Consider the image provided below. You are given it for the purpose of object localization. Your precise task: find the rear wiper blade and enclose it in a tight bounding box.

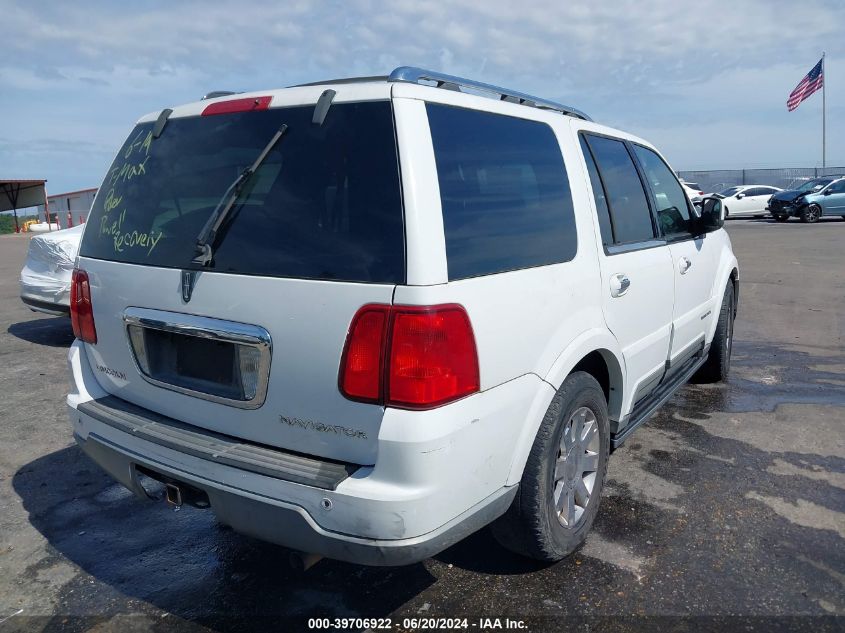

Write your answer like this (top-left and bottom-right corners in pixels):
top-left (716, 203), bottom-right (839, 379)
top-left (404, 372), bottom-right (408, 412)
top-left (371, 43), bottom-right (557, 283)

top-left (193, 123), bottom-right (288, 266)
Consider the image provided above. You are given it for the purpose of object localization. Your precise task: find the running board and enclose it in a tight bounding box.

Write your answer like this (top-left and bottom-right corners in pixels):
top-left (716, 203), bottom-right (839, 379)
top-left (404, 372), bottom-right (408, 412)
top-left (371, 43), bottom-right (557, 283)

top-left (610, 350), bottom-right (708, 451)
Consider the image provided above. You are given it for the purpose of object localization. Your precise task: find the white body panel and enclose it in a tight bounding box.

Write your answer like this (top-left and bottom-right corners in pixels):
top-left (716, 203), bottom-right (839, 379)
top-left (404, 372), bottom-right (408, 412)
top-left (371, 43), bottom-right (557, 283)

top-left (77, 257), bottom-right (393, 465)
top-left (667, 237), bottom-right (720, 364)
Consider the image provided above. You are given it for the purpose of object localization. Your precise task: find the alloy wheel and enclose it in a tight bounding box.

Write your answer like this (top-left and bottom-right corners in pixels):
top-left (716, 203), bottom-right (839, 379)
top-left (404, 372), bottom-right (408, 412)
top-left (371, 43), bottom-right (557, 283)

top-left (553, 407), bottom-right (600, 528)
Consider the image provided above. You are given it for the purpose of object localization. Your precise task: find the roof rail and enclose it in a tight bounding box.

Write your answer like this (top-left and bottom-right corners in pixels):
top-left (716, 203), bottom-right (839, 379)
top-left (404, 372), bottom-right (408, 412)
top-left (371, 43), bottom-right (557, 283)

top-left (201, 91), bottom-right (239, 100)
top-left (387, 66), bottom-right (591, 121)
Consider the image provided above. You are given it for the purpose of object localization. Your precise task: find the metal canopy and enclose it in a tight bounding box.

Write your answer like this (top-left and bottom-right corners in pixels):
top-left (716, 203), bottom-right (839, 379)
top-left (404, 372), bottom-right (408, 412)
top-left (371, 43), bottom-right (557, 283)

top-left (0, 180), bottom-right (46, 212)
top-left (1, 180), bottom-right (47, 232)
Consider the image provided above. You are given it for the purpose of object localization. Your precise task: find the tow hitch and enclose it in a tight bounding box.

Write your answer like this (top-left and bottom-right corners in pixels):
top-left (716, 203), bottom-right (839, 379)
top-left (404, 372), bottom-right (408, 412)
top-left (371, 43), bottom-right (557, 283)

top-left (135, 465), bottom-right (210, 509)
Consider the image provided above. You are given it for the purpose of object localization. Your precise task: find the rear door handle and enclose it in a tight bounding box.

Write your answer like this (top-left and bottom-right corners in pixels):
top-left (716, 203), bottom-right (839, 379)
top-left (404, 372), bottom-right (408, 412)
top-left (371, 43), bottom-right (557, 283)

top-left (610, 273), bottom-right (630, 298)
top-left (679, 257), bottom-right (692, 274)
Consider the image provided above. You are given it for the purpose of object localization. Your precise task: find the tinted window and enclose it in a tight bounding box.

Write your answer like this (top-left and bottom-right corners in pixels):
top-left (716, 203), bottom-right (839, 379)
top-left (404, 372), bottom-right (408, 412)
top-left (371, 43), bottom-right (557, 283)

top-left (797, 178), bottom-right (833, 192)
top-left (744, 187), bottom-right (767, 196)
top-left (827, 180), bottom-right (845, 193)
top-left (579, 136), bottom-right (613, 245)
top-left (719, 187), bottom-right (742, 197)
top-left (632, 144), bottom-right (692, 237)
top-left (584, 135), bottom-right (655, 244)
top-left (81, 102), bottom-right (405, 283)
top-left (427, 104), bottom-right (576, 280)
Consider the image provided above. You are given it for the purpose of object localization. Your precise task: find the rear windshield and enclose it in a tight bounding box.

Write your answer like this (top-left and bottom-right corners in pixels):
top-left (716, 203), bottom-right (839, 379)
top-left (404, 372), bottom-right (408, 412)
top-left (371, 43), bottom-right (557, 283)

top-left (80, 101), bottom-right (405, 283)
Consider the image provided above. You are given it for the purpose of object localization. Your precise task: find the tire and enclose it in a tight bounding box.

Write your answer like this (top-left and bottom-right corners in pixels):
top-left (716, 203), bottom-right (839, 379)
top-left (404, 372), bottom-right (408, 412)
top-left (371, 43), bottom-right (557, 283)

top-left (694, 282), bottom-right (735, 383)
top-left (773, 214), bottom-right (789, 222)
top-left (800, 204), bottom-right (821, 223)
top-left (491, 372), bottom-right (609, 561)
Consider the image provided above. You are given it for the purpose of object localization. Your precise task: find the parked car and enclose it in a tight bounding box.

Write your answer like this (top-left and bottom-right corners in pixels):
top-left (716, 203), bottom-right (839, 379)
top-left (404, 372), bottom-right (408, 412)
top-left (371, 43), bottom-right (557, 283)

top-left (767, 176), bottom-right (845, 222)
top-left (713, 185), bottom-right (783, 218)
top-left (66, 67), bottom-right (738, 566)
top-left (679, 180), bottom-right (705, 204)
top-left (20, 224), bottom-right (84, 316)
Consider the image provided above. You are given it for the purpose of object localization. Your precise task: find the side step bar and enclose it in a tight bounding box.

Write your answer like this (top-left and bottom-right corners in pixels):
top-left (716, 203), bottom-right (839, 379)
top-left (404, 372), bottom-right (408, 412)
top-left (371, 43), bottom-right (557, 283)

top-left (610, 348), bottom-right (708, 451)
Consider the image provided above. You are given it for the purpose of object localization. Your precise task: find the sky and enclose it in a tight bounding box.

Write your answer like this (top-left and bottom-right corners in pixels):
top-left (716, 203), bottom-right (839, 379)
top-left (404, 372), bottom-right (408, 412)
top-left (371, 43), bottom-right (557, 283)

top-left (1, 0), bottom-right (843, 197)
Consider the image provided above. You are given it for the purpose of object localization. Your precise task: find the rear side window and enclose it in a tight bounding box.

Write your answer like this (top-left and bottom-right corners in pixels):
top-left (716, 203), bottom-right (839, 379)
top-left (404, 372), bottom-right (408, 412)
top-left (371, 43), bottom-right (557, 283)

top-left (631, 144), bottom-right (693, 238)
top-left (583, 134), bottom-right (655, 244)
top-left (579, 136), bottom-right (613, 246)
top-left (426, 104), bottom-right (576, 280)
top-left (80, 101), bottom-right (405, 283)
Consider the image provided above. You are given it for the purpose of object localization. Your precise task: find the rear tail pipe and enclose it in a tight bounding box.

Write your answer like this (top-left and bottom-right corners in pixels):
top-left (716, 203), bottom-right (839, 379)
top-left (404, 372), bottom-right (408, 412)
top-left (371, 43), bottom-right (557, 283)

top-left (165, 483), bottom-right (183, 508)
top-left (289, 551), bottom-right (323, 572)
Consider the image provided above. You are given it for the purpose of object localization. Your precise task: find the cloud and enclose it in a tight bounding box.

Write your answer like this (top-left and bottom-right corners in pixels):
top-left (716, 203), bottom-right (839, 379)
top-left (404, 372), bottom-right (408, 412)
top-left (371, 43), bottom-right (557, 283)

top-left (1, 0), bottom-right (842, 192)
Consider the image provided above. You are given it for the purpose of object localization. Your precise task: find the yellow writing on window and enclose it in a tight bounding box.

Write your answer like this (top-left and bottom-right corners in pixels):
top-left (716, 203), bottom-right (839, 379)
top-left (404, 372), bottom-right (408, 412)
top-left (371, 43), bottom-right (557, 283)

top-left (99, 209), bottom-right (163, 256)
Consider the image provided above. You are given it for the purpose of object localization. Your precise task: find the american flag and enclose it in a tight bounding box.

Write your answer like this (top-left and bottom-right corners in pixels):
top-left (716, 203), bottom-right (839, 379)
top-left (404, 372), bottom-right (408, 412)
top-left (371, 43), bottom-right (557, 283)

top-left (787, 58), bottom-right (824, 111)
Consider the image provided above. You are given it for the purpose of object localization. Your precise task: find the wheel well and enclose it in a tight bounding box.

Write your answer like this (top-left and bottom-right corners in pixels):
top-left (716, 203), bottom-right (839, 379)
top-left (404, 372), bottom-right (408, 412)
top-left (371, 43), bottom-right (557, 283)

top-left (570, 350), bottom-right (623, 424)
top-left (730, 268), bottom-right (739, 317)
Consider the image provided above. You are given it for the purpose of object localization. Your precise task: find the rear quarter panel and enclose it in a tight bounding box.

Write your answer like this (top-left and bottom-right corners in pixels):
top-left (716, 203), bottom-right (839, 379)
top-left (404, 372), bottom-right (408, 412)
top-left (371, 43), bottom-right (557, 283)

top-left (393, 93), bottom-right (612, 486)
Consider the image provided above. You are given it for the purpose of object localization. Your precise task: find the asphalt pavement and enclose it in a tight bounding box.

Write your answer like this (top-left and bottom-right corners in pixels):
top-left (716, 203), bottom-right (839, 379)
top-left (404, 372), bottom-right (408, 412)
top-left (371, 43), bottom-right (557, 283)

top-left (0, 218), bottom-right (843, 632)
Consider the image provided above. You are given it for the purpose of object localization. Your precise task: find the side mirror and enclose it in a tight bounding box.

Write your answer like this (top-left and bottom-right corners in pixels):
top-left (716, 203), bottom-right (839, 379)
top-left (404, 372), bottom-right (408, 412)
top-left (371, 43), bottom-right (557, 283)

top-left (698, 198), bottom-right (724, 233)
top-left (735, 193), bottom-right (744, 199)
top-left (823, 189), bottom-right (832, 195)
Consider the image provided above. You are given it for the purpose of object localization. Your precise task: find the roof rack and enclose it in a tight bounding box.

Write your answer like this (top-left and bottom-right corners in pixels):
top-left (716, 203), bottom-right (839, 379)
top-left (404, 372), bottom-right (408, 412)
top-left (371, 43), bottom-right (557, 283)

top-left (291, 75), bottom-right (389, 88)
top-left (201, 91), bottom-right (239, 100)
top-left (388, 66), bottom-right (591, 121)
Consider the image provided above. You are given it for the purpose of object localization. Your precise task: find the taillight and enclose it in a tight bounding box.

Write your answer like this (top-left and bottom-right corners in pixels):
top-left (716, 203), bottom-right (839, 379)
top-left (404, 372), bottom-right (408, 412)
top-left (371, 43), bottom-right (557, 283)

top-left (387, 306), bottom-right (480, 409)
top-left (339, 304), bottom-right (479, 410)
top-left (339, 305), bottom-right (390, 403)
top-left (70, 269), bottom-right (97, 344)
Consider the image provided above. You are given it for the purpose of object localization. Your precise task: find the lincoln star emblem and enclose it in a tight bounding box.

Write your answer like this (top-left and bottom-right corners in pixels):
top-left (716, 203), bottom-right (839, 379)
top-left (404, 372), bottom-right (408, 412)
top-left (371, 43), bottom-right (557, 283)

top-left (181, 270), bottom-right (196, 303)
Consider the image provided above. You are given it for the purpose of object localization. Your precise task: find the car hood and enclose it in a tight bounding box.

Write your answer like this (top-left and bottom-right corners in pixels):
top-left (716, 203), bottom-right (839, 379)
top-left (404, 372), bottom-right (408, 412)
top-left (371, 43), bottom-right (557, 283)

top-left (770, 190), bottom-right (806, 202)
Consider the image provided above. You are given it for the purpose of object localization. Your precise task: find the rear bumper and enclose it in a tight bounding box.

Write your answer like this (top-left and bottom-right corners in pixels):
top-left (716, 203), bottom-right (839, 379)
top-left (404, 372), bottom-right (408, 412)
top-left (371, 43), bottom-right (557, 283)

top-left (66, 341), bottom-right (537, 565)
top-left (72, 427), bottom-right (515, 566)
top-left (19, 270), bottom-right (71, 315)
top-left (20, 294), bottom-right (70, 316)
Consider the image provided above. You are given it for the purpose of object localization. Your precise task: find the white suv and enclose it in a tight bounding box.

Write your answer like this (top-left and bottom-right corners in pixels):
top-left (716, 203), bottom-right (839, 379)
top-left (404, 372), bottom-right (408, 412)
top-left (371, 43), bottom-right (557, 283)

top-left (67, 67), bottom-right (738, 566)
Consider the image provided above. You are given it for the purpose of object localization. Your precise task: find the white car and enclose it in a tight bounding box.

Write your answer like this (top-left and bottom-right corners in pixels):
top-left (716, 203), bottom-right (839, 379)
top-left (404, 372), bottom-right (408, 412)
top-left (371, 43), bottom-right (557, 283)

top-left (714, 185), bottom-right (782, 218)
top-left (680, 180), bottom-right (705, 204)
top-left (66, 67), bottom-right (738, 566)
top-left (20, 224), bottom-right (83, 316)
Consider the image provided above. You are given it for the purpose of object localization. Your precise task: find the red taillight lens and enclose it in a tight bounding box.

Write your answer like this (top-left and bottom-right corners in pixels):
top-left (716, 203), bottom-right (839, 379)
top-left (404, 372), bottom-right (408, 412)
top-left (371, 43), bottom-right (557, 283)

top-left (387, 305), bottom-right (480, 409)
top-left (339, 304), bottom-right (480, 410)
top-left (201, 96), bottom-right (272, 116)
top-left (70, 269), bottom-right (97, 344)
top-left (339, 305), bottom-right (389, 403)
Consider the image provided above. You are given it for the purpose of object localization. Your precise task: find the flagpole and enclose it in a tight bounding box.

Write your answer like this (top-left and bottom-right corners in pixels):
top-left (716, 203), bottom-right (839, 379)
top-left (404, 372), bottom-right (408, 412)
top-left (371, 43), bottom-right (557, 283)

top-left (822, 52), bottom-right (826, 169)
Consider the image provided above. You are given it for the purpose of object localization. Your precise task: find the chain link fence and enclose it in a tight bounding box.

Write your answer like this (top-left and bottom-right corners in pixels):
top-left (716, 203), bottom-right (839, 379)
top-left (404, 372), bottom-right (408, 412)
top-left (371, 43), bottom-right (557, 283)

top-left (677, 167), bottom-right (845, 193)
